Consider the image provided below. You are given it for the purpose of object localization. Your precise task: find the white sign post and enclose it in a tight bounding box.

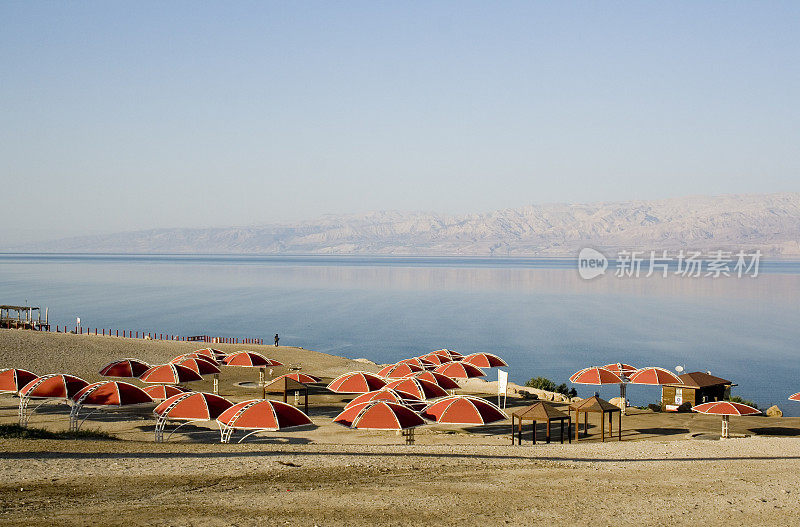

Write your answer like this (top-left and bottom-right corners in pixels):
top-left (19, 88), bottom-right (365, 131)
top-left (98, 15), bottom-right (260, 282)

top-left (497, 369), bottom-right (508, 409)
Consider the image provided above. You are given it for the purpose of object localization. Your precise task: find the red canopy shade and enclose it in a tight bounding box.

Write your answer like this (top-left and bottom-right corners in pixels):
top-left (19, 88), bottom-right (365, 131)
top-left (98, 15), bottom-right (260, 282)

top-left (99, 359), bottom-right (150, 378)
top-left (217, 399), bottom-right (312, 431)
top-left (385, 378), bottom-right (448, 400)
top-left (789, 393), bottom-right (800, 402)
top-left (422, 395), bottom-right (507, 425)
top-left (171, 353), bottom-right (220, 366)
top-left (20, 374), bottom-right (89, 399)
top-left (432, 349), bottom-right (464, 360)
top-left (344, 389), bottom-right (425, 410)
top-left (397, 357), bottom-right (435, 369)
top-left (0, 368), bottom-right (38, 393)
top-left (628, 367), bottom-right (683, 385)
top-left (569, 367), bottom-right (624, 385)
top-left (417, 353), bottom-right (452, 366)
top-left (691, 401), bottom-right (761, 416)
top-left (154, 392), bottom-right (233, 421)
top-left (139, 364), bottom-right (203, 384)
top-left (601, 363), bottom-right (637, 376)
top-left (377, 363), bottom-right (423, 379)
top-left (176, 358), bottom-right (221, 375)
top-left (327, 372), bottom-right (387, 394)
top-left (143, 384), bottom-right (191, 401)
top-left (72, 381), bottom-right (152, 406)
top-left (223, 351), bottom-right (283, 367)
top-left (461, 353), bottom-right (508, 368)
top-left (334, 401), bottom-right (425, 430)
top-left (193, 348), bottom-right (228, 361)
top-left (276, 373), bottom-right (321, 384)
top-left (409, 371), bottom-right (460, 390)
top-left (433, 362), bottom-right (486, 379)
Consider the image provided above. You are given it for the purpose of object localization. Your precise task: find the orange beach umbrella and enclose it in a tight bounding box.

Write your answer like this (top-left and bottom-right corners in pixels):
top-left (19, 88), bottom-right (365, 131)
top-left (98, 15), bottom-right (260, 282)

top-left (385, 378), bottom-right (447, 400)
top-left (99, 359), bottom-right (150, 378)
top-left (143, 384), bottom-right (191, 401)
top-left (217, 399), bottom-right (313, 443)
top-left (569, 367), bottom-right (624, 385)
top-left (153, 391), bottom-right (233, 442)
top-left (378, 362), bottom-right (423, 379)
top-left (334, 401), bottom-right (425, 430)
top-left (223, 351), bottom-right (283, 367)
top-left (344, 388), bottom-right (426, 411)
top-left (433, 362), bottom-right (486, 379)
top-left (789, 393), bottom-right (800, 402)
top-left (139, 364), bottom-right (203, 384)
top-left (276, 372), bottom-right (321, 384)
top-left (422, 395), bottom-right (507, 425)
top-left (601, 363), bottom-right (637, 378)
top-left (628, 367), bottom-right (683, 385)
top-left (176, 358), bottom-right (222, 375)
top-left (20, 374), bottom-right (89, 399)
top-left (692, 401), bottom-right (760, 439)
top-left (327, 372), bottom-right (387, 394)
top-left (0, 368), bottom-right (38, 394)
top-left (72, 381), bottom-right (152, 406)
top-left (461, 353), bottom-right (508, 368)
top-left (409, 371), bottom-right (460, 390)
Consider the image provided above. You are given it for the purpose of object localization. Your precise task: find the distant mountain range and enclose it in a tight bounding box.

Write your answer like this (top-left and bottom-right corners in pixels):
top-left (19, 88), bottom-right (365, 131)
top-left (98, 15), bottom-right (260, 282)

top-left (10, 193), bottom-right (800, 256)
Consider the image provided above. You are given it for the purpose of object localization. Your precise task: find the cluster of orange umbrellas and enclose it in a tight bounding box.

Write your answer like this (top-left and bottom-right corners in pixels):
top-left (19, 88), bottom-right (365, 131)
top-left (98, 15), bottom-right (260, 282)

top-left (570, 364), bottom-right (684, 415)
top-left (328, 349), bottom-right (509, 435)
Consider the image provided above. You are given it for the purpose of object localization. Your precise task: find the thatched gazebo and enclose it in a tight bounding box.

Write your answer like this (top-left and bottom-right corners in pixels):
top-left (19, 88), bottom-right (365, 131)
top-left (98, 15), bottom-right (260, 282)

top-left (511, 402), bottom-right (571, 445)
top-left (569, 396), bottom-right (622, 442)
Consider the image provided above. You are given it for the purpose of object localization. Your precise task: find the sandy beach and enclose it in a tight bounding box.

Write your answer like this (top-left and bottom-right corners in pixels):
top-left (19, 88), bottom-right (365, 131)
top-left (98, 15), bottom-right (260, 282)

top-left (3, 329), bottom-right (800, 526)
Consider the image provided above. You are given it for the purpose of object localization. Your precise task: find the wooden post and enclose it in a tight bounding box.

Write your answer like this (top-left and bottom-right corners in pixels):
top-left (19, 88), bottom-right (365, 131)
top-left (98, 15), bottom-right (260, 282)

top-left (560, 419), bottom-right (564, 444)
top-left (568, 417), bottom-right (572, 444)
top-left (546, 418), bottom-right (550, 444)
top-left (619, 411), bottom-right (622, 441)
top-left (532, 420), bottom-right (536, 445)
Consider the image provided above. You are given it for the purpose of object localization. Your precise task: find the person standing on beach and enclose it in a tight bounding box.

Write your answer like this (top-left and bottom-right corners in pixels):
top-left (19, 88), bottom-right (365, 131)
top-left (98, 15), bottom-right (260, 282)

top-left (274, 333), bottom-right (279, 347)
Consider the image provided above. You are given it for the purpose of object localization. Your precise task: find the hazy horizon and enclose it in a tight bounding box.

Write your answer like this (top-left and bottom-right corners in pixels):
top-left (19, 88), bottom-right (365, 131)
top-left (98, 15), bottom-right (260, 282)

top-left (2, 3), bottom-right (799, 245)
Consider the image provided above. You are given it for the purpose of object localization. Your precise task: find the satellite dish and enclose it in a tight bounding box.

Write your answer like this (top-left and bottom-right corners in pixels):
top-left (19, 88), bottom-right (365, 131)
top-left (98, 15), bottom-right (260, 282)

top-left (675, 365), bottom-right (684, 373)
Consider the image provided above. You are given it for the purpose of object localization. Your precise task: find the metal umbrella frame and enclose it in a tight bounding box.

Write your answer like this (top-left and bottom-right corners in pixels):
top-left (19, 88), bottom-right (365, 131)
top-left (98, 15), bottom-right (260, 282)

top-left (216, 399), bottom-right (314, 443)
top-left (69, 381), bottom-right (153, 431)
top-left (18, 374), bottom-right (89, 426)
top-left (153, 392), bottom-right (233, 442)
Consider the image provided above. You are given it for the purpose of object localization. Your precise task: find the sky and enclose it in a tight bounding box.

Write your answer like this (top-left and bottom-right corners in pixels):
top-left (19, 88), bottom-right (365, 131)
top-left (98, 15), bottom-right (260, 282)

top-left (2, 2), bottom-right (799, 244)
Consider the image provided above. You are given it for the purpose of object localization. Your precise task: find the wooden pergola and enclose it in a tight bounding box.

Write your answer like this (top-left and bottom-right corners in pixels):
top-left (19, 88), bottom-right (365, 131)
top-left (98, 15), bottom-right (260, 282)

top-left (569, 395), bottom-right (622, 442)
top-left (511, 401), bottom-right (572, 445)
top-left (262, 376), bottom-right (309, 414)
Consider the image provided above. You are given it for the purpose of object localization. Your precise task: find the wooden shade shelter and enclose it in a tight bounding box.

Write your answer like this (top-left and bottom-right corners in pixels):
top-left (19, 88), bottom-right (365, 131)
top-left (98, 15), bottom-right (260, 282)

top-left (262, 375), bottom-right (308, 414)
top-left (511, 402), bottom-right (571, 445)
top-left (568, 396), bottom-right (622, 442)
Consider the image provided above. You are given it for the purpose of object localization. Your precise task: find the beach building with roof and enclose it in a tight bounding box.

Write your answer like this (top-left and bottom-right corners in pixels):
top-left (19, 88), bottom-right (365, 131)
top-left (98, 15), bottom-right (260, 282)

top-left (661, 372), bottom-right (735, 411)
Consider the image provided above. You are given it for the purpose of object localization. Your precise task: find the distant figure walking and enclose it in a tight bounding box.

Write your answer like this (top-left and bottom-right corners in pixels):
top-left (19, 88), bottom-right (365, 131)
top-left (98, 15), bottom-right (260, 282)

top-left (274, 333), bottom-right (279, 347)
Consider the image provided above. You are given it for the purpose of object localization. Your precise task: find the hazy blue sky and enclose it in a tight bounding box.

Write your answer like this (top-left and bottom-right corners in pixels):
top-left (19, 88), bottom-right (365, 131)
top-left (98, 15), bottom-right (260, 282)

top-left (2, 2), bottom-right (799, 243)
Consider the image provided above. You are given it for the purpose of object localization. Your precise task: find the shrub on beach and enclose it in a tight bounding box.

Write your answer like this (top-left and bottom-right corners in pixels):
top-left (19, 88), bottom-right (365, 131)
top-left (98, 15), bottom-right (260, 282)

top-left (525, 377), bottom-right (577, 398)
top-left (647, 403), bottom-right (662, 412)
top-left (728, 395), bottom-right (759, 410)
top-left (0, 424), bottom-right (117, 440)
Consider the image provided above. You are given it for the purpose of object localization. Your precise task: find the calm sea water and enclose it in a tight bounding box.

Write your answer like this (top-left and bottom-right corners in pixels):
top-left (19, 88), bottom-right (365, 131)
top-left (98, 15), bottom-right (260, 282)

top-left (2, 253), bottom-right (799, 415)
